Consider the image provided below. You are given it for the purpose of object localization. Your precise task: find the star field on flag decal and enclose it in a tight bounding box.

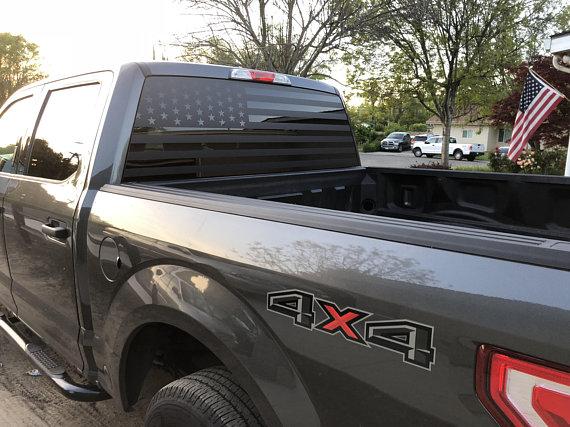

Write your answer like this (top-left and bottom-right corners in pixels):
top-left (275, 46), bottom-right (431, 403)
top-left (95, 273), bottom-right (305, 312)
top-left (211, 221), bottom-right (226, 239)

top-left (134, 78), bottom-right (250, 130)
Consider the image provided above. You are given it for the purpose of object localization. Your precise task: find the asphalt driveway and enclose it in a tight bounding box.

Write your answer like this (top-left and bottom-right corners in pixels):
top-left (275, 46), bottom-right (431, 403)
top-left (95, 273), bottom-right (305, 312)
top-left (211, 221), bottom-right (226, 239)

top-left (359, 150), bottom-right (489, 169)
top-left (0, 332), bottom-right (144, 426)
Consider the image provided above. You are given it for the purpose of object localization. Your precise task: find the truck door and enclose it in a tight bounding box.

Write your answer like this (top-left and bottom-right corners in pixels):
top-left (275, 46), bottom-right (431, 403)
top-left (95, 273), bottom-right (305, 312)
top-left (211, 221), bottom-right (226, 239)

top-left (3, 74), bottom-right (110, 369)
top-left (424, 137), bottom-right (437, 154)
top-left (0, 90), bottom-right (41, 314)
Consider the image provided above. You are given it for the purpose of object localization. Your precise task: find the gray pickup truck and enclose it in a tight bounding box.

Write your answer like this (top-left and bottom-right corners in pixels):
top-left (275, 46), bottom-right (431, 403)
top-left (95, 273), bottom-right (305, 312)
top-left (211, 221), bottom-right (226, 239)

top-left (0, 62), bottom-right (569, 427)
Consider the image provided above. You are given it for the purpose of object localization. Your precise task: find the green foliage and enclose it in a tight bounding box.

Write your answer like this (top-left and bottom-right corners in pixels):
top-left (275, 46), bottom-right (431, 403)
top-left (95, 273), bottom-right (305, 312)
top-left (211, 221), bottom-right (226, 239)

top-left (383, 122), bottom-right (405, 135)
top-left (410, 123), bottom-right (428, 132)
top-left (0, 33), bottom-right (45, 105)
top-left (553, 4), bottom-right (570, 33)
top-left (0, 144), bottom-right (15, 155)
top-left (349, 0), bottom-right (558, 167)
top-left (345, 69), bottom-right (431, 131)
top-left (361, 141), bottom-right (381, 152)
top-left (489, 150), bottom-right (521, 173)
top-left (489, 147), bottom-right (567, 175)
top-left (352, 122), bottom-right (377, 146)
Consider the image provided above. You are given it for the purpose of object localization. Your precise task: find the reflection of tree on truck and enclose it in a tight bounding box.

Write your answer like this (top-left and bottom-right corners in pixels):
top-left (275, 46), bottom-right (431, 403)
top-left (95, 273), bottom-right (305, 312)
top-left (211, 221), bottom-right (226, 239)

top-left (28, 139), bottom-right (79, 180)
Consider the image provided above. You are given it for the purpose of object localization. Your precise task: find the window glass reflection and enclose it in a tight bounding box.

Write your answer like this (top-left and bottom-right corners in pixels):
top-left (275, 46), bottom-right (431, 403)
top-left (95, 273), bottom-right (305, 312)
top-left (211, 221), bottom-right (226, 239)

top-left (0, 96), bottom-right (34, 173)
top-left (28, 84), bottom-right (101, 180)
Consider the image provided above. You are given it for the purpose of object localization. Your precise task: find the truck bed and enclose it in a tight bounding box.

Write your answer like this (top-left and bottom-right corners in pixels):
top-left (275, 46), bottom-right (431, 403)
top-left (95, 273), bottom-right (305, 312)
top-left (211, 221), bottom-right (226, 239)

top-left (143, 166), bottom-right (570, 243)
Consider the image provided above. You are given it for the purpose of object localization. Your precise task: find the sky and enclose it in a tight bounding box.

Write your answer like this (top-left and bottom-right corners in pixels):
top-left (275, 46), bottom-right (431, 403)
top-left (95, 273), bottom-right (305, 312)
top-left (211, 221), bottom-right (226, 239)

top-left (0, 0), bottom-right (349, 94)
top-left (0, 0), bottom-right (198, 76)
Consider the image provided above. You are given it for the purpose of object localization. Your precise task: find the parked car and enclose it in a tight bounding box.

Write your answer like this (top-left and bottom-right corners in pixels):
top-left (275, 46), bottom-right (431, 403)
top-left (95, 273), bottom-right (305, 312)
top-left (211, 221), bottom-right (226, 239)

top-left (380, 132), bottom-right (412, 151)
top-left (0, 62), bottom-right (569, 427)
top-left (411, 134), bottom-right (430, 143)
top-left (498, 146), bottom-right (509, 157)
top-left (412, 135), bottom-right (485, 160)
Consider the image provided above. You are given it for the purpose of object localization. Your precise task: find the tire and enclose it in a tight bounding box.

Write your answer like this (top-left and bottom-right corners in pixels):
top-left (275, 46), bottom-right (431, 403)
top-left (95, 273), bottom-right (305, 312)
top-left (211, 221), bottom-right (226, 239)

top-left (467, 154), bottom-right (476, 161)
top-left (145, 367), bottom-right (262, 427)
top-left (426, 154), bottom-right (434, 158)
top-left (413, 148), bottom-right (422, 157)
top-left (398, 144), bottom-right (403, 152)
top-left (453, 149), bottom-right (463, 160)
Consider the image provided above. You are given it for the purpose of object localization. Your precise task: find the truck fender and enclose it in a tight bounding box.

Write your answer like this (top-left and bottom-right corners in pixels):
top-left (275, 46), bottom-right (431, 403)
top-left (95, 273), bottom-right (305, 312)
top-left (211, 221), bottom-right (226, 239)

top-left (103, 262), bottom-right (319, 427)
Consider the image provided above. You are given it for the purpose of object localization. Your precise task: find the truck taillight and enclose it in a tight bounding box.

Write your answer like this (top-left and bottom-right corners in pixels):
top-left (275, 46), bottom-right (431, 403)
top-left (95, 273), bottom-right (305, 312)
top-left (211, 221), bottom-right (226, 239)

top-left (476, 345), bottom-right (570, 427)
top-left (230, 68), bottom-right (291, 85)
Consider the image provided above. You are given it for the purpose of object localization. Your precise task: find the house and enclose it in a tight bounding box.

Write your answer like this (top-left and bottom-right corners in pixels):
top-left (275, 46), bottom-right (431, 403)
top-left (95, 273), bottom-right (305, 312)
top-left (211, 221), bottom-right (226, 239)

top-left (426, 114), bottom-right (511, 152)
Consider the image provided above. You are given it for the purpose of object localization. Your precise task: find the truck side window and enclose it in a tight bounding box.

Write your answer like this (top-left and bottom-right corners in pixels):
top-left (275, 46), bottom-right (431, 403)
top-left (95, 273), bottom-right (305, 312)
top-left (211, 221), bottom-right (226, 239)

top-left (26, 83), bottom-right (101, 181)
top-left (0, 96), bottom-right (34, 174)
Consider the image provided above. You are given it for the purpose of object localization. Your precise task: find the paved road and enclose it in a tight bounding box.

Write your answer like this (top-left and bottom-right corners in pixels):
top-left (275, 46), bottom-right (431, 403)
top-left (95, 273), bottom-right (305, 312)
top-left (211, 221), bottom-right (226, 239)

top-left (0, 333), bottom-right (145, 426)
top-left (359, 150), bottom-right (489, 169)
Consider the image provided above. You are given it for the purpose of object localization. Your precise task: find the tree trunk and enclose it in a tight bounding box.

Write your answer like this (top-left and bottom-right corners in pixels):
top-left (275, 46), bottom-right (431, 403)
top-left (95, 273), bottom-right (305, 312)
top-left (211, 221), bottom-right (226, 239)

top-left (441, 116), bottom-right (452, 168)
top-left (441, 87), bottom-right (457, 169)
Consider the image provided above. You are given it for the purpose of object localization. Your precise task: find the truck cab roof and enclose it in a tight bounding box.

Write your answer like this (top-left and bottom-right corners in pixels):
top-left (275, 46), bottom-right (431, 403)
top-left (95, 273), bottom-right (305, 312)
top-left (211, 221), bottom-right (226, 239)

top-left (19, 61), bottom-right (339, 96)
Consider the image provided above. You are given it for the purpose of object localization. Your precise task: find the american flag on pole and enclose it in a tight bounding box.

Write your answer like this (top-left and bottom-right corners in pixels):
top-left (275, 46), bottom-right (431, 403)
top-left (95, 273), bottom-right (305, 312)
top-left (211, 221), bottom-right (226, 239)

top-left (508, 70), bottom-right (565, 161)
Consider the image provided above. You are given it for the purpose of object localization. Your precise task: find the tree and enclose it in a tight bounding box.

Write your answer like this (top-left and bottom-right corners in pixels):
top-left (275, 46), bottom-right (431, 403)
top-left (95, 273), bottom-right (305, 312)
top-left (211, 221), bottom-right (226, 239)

top-left (490, 56), bottom-right (570, 148)
top-left (355, 0), bottom-right (556, 167)
top-left (346, 60), bottom-right (431, 132)
top-left (178, 0), bottom-right (386, 78)
top-left (0, 33), bottom-right (45, 106)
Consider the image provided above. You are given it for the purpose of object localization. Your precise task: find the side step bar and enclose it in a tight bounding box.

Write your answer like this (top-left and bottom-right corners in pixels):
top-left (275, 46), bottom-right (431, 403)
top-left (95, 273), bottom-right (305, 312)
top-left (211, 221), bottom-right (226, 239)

top-left (0, 314), bottom-right (109, 402)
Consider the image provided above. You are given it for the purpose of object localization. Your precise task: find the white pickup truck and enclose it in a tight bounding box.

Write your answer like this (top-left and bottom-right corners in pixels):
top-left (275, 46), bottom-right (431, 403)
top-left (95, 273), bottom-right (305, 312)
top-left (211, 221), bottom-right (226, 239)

top-left (412, 135), bottom-right (486, 161)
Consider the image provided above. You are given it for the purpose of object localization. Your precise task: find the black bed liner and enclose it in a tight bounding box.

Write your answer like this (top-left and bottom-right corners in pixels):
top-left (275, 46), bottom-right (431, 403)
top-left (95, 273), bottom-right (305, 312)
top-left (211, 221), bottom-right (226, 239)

top-left (143, 167), bottom-right (570, 242)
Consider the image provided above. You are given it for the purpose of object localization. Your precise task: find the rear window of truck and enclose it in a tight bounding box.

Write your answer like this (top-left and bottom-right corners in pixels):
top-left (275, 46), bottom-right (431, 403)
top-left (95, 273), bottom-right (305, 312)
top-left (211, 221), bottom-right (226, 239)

top-left (124, 76), bottom-right (358, 181)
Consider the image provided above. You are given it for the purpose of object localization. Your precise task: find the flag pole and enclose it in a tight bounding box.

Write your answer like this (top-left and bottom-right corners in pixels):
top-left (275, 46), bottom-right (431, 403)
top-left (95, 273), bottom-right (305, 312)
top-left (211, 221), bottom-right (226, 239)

top-left (564, 118), bottom-right (569, 179)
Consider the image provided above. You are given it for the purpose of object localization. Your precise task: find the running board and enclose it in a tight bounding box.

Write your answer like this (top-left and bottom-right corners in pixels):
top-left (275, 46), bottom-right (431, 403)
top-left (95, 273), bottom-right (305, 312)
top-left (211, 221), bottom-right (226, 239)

top-left (0, 314), bottom-right (109, 402)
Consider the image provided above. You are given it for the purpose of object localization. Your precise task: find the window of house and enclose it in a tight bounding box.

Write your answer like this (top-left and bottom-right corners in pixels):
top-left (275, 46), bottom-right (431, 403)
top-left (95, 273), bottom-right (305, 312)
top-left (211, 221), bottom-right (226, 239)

top-left (498, 128), bottom-right (512, 143)
top-left (462, 130), bottom-right (474, 139)
top-left (0, 96), bottom-right (35, 173)
top-left (26, 84), bottom-right (101, 181)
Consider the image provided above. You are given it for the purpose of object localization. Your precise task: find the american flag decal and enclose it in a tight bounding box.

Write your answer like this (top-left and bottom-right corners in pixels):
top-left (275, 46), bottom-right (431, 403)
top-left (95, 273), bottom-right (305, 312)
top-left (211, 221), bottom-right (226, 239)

top-left (126, 76), bottom-right (358, 181)
top-left (508, 71), bottom-right (565, 161)
top-left (134, 78), bottom-right (250, 130)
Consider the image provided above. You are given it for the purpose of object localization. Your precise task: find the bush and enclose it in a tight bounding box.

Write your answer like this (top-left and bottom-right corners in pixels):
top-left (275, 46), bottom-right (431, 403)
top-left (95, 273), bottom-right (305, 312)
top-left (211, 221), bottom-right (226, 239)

top-left (410, 123), bottom-right (428, 132)
top-left (410, 162), bottom-right (451, 170)
top-left (489, 149), bottom-right (519, 173)
top-left (362, 141), bottom-right (381, 152)
top-left (453, 165), bottom-right (492, 172)
top-left (352, 122), bottom-right (377, 146)
top-left (489, 146), bottom-right (567, 175)
top-left (383, 122), bottom-right (405, 135)
top-left (536, 147), bottom-right (567, 175)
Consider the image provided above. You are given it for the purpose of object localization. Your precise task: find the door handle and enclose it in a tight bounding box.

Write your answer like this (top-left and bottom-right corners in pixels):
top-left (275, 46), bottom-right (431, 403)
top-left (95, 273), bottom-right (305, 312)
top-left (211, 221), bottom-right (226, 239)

top-left (42, 223), bottom-right (69, 239)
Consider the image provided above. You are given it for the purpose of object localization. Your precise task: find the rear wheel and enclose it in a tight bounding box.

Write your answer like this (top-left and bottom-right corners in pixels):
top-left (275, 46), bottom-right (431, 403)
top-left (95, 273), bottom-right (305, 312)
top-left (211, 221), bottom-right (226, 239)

top-left (144, 367), bottom-right (262, 427)
top-left (413, 148), bottom-right (422, 157)
top-left (453, 149), bottom-right (463, 160)
top-left (467, 154), bottom-right (476, 161)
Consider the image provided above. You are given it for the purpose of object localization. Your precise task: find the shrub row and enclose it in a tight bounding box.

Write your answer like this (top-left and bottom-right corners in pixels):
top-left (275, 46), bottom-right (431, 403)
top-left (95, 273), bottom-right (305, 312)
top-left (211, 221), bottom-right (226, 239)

top-left (489, 146), bottom-right (567, 175)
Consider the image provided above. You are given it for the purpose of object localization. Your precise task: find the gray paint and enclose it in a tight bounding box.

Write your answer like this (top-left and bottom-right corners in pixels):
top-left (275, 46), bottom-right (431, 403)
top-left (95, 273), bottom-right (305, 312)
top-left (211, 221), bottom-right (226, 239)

top-left (0, 62), bottom-right (568, 426)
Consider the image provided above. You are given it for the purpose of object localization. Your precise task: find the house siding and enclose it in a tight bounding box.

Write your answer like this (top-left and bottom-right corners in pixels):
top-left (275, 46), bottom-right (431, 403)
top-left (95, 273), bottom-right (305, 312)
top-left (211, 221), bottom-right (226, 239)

top-left (429, 124), bottom-right (505, 152)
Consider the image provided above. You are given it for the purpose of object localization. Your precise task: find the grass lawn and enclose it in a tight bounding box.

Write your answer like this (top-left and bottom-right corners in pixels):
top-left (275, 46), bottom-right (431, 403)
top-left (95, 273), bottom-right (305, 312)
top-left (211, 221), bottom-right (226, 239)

top-left (453, 165), bottom-right (492, 172)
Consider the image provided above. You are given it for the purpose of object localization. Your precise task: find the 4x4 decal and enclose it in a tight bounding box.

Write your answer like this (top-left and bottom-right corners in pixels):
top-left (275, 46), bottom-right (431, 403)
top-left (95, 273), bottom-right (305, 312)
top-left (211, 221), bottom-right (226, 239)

top-left (267, 289), bottom-right (436, 370)
top-left (314, 299), bottom-right (371, 346)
